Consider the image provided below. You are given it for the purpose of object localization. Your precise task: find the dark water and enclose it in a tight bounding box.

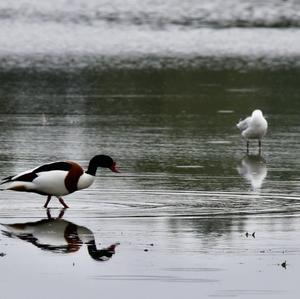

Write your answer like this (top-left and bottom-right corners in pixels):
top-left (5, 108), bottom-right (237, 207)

top-left (1, 1), bottom-right (300, 298)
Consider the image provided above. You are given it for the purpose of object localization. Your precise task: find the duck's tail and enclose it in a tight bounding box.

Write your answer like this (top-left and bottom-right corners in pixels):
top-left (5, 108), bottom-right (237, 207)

top-left (0, 176), bottom-right (14, 190)
top-left (0, 175), bottom-right (14, 185)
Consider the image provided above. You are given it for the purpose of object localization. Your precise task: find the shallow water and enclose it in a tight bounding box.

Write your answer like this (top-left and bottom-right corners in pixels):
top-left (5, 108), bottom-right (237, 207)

top-left (1, 1), bottom-right (300, 298)
top-left (0, 67), bottom-right (300, 299)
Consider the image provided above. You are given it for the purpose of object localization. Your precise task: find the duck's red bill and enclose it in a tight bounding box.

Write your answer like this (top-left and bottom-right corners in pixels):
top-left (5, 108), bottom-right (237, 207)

top-left (110, 161), bottom-right (120, 173)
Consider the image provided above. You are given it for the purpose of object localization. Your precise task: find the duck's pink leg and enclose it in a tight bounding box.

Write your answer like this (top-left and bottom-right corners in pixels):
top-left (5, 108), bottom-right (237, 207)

top-left (44, 195), bottom-right (52, 208)
top-left (57, 197), bottom-right (69, 208)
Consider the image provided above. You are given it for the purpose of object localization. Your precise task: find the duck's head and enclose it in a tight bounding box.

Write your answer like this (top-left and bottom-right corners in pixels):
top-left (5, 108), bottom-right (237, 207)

top-left (87, 155), bottom-right (119, 175)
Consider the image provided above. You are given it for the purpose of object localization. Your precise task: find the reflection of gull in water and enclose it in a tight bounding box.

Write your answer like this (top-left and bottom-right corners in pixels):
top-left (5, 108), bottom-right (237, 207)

top-left (41, 113), bottom-right (48, 126)
top-left (237, 155), bottom-right (267, 191)
top-left (1, 209), bottom-right (119, 261)
top-left (236, 109), bottom-right (268, 154)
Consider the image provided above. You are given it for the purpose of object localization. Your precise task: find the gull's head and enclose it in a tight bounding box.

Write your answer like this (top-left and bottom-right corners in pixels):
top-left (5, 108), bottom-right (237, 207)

top-left (252, 109), bottom-right (263, 118)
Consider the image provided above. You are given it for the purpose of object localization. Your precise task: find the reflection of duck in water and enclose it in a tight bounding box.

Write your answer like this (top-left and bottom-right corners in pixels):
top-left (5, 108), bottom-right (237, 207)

top-left (1, 209), bottom-right (119, 261)
top-left (237, 155), bottom-right (267, 191)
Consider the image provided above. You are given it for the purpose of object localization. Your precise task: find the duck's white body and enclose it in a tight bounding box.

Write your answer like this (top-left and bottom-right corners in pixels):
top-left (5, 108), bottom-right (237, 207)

top-left (237, 109), bottom-right (268, 152)
top-left (6, 171), bottom-right (95, 197)
top-left (1, 155), bottom-right (118, 208)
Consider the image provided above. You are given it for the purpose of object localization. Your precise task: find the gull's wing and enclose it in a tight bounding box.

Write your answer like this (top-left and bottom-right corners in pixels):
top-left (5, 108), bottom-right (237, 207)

top-left (236, 116), bottom-right (251, 131)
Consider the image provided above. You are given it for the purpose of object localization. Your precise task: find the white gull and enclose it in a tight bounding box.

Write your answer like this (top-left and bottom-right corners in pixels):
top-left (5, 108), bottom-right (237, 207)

top-left (237, 109), bottom-right (268, 153)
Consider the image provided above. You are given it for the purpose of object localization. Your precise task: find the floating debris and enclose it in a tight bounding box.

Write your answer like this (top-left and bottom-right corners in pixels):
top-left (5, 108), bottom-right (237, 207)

top-left (0, 252), bottom-right (6, 257)
top-left (281, 261), bottom-right (287, 269)
top-left (144, 249), bottom-right (149, 252)
top-left (245, 232), bottom-right (255, 238)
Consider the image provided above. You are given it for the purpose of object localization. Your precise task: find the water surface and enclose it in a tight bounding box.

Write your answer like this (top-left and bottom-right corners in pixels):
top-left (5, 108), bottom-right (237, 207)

top-left (1, 1), bottom-right (300, 298)
top-left (0, 66), bottom-right (299, 298)
top-left (1, 0), bottom-right (300, 69)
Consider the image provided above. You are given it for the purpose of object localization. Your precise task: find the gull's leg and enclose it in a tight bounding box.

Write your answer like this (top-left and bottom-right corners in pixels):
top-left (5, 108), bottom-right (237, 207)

top-left (259, 140), bottom-right (262, 154)
top-left (246, 140), bottom-right (249, 154)
top-left (57, 197), bottom-right (69, 208)
top-left (44, 195), bottom-right (52, 208)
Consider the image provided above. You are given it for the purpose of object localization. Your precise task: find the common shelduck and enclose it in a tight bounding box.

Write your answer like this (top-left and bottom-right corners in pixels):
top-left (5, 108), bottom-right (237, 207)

top-left (236, 109), bottom-right (268, 153)
top-left (0, 155), bottom-right (119, 208)
top-left (1, 209), bottom-right (119, 261)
